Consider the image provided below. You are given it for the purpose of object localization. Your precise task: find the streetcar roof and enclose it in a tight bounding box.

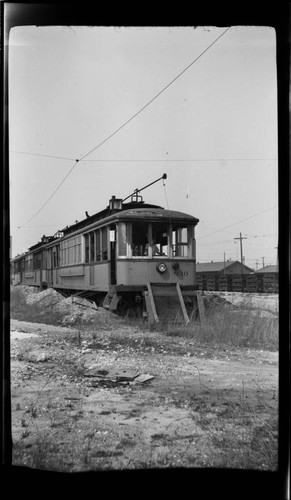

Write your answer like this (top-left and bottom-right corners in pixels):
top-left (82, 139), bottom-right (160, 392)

top-left (111, 207), bottom-right (199, 224)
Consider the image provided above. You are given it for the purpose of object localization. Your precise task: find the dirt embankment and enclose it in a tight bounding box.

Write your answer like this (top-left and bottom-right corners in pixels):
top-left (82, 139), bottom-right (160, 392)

top-left (10, 286), bottom-right (278, 472)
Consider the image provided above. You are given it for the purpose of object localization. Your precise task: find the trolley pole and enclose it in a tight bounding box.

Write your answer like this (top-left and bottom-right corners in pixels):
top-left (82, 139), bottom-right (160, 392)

top-left (234, 233), bottom-right (247, 274)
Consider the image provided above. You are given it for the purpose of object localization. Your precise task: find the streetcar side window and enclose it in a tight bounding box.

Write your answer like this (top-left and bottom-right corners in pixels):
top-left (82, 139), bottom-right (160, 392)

top-left (42, 250), bottom-right (47, 268)
top-left (75, 236), bottom-right (82, 263)
top-left (172, 225), bottom-right (189, 258)
top-left (33, 252), bottom-right (42, 270)
top-left (90, 232), bottom-right (95, 262)
top-left (95, 230), bottom-right (101, 261)
top-left (52, 245), bottom-right (60, 267)
top-left (60, 236), bottom-right (82, 266)
top-left (84, 228), bottom-right (108, 262)
top-left (84, 234), bottom-right (90, 263)
top-left (101, 227), bottom-right (108, 260)
top-left (25, 255), bottom-right (33, 271)
top-left (117, 223), bottom-right (127, 256)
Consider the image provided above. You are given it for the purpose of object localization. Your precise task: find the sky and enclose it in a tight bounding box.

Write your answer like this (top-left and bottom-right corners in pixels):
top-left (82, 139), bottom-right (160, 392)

top-left (8, 25), bottom-right (278, 269)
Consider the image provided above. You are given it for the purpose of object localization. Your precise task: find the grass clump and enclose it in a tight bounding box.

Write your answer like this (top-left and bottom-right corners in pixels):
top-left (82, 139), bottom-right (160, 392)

top-left (164, 301), bottom-right (278, 351)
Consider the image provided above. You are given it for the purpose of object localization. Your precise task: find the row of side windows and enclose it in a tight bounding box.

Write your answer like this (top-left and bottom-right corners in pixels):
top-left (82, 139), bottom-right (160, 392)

top-left (84, 227), bottom-right (108, 263)
top-left (60, 235), bottom-right (82, 266)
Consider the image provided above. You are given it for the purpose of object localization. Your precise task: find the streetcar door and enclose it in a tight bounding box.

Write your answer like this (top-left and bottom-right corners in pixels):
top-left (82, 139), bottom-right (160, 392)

top-left (47, 248), bottom-right (53, 286)
top-left (109, 225), bottom-right (117, 285)
top-left (20, 258), bottom-right (24, 284)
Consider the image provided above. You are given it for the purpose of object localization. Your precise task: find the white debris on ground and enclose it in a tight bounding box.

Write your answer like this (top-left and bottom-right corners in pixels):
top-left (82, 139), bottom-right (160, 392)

top-left (54, 296), bottom-right (111, 326)
top-left (16, 285), bottom-right (279, 324)
top-left (25, 287), bottom-right (64, 305)
top-left (207, 291), bottom-right (279, 315)
top-left (18, 285), bottom-right (114, 326)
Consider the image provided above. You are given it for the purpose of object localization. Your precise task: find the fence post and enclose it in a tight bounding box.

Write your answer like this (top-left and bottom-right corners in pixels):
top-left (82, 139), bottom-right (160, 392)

top-left (227, 275), bottom-right (233, 292)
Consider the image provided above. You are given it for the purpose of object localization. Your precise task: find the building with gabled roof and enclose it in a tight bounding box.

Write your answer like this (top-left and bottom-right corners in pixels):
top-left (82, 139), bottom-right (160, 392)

top-left (196, 260), bottom-right (254, 275)
top-left (255, 265), bottom-right (278, 274)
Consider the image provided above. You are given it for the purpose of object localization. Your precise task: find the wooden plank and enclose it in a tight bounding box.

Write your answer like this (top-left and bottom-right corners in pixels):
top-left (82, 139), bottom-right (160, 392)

top-left (150, 286), bottom-right (178, 297)
top-left (144, 292), bottom-right (156, 325)
top-left (196, 291), bottom-right (205, 325)
top-left (109, 293), bottom-right (122, 311)
top-left (150, 284), bottom-right (197, 297)
top-left (176, 283), bottom-right (190, 325)
top-left (102, 292), bottom-right (111, 309)
top-left (180, 290), bottom-right (198, 296)
top-left (146, 283), bottom-right (159, 323)
top-left (115, 285), bottom-right (146, 292)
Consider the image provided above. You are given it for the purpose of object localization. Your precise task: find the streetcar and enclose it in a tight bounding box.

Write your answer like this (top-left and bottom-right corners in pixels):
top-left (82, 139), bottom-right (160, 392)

top-left (11, 174), bottom-right (201, 323)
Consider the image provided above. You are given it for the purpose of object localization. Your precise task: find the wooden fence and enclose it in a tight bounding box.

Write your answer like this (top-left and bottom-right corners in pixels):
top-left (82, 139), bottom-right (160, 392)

top-left (196, 273), bottom-right (278, 293)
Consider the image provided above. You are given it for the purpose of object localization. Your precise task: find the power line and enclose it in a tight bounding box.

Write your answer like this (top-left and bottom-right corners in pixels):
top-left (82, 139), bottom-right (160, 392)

top-left (11, 225), bottom-right (63, 228)
top-left (10, 151), bottom-right (76, 161)
top-left (16, 27), bottom-right (231, 229)
top-left (75, 27), bottom-right (231, 163)
top-left (200, 205), bottom-right (278, 239)
top-left (198, 238), bottom-right (235, 245)
top-left (246, 233), bottom-right (278, 238)
top-left (80, 158), bottom-right (277, 162)
top-left (16, 160), bottom-right (80, 228)
top-left (10, 152), bottom-right (278, 163)
top-left (198, 232), bottom-right (278, 242)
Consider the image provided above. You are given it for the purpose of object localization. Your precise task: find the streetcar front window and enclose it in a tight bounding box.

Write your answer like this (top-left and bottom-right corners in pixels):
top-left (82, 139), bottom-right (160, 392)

top-left (152, 223), bottom-right (169, 257)
top-left (128, 222), bottom-right (193, 259)
top-left (131, 222), bottom-right (169, 257)
top-left (132, 222), bottom-right (149, 256)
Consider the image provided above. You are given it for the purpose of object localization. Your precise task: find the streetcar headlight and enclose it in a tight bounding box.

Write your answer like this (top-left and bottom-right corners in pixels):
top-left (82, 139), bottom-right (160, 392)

top-left (156, 262), bottom-right (167, 273)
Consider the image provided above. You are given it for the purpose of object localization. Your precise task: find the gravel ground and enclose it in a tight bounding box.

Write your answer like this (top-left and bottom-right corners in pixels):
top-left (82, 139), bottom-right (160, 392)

top-left (9, 286), bottom-right (279, 474)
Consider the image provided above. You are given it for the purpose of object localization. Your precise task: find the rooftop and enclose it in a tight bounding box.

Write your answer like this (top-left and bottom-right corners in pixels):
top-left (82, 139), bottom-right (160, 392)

top-left (196, 261), bottom-right (254, 273)
top-left (256, 265), bottom-right (278, 273)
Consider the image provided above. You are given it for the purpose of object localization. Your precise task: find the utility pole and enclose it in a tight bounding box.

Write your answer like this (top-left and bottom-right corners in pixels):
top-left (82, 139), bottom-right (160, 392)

top-left (234, 233), bottom-right (247, 273)
top-left (223, 252), bottom-right (226, 274)
top-left (255, 260), bottom-right (258, 271)
top-left (262, 256), bottom-right (265, 268)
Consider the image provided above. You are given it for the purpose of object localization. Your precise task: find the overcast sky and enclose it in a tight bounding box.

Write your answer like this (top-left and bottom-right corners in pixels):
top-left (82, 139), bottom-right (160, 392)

top-left (8, 25), bottom-right (278, 269)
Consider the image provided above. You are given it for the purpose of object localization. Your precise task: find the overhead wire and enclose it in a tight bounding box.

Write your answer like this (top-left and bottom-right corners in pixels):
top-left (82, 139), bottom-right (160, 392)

top-left (10, 151), bottom-right (277, 163)
top-left (75, 157), bottom-right (278, 163)
top-left (199, 205), bottom-right (278, 239)
top-left (15, 26), bottom-right (231, 230)
top-left (10, 151), bottom-right (76, 161)
top-left (16, 159), bottom-right (81, 229)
